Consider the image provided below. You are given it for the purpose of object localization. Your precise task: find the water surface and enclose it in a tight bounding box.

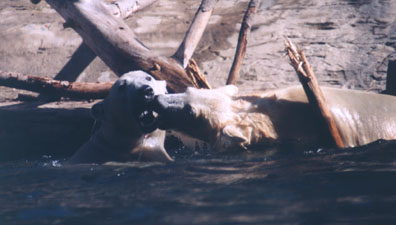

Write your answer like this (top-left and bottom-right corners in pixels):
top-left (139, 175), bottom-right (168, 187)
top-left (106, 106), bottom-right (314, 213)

top-left (1, 140), bottom-right (396, 225)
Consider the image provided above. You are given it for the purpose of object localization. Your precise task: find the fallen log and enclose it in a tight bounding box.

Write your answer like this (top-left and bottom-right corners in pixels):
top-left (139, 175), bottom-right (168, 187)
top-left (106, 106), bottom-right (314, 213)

top-left (1, 67), bottom-right (210, 100)
top-left (285, 38), bottom-right (345, 148)
top-left (0, 71), bottom-right (112, 100)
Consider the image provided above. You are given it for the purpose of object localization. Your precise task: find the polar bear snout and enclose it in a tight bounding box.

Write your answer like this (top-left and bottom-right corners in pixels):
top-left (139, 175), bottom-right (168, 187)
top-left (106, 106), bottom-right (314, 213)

top-left (149, 94), bottom-right (194, 130)
top-left (151, 94), bottom-right (186, 111)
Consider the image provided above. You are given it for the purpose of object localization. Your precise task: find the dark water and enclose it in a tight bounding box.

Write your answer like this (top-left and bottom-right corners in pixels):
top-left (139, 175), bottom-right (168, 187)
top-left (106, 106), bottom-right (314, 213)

top-left (2, 141), bottom-right (396, 225)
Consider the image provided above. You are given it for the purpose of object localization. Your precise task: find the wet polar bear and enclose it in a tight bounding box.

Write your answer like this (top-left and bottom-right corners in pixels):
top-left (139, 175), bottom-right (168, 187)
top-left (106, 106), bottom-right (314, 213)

top-left (68, 71), bottom-right (172, 164)
top-left (151, 85), bottom-right (396, 150)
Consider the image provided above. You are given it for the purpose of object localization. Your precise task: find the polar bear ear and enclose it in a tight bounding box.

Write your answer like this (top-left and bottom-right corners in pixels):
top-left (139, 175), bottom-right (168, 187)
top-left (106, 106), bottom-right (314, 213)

top-left (117, 79), bottom-right (127, 92)
top-left (91, 101), bottom-right (105, 121)
top-left (221, 125), bottom-right (248, 147)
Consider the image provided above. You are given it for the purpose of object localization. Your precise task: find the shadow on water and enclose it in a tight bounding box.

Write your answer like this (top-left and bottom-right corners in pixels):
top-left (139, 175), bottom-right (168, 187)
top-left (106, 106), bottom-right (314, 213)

top-left (1, 140), bottom-right (396, 224)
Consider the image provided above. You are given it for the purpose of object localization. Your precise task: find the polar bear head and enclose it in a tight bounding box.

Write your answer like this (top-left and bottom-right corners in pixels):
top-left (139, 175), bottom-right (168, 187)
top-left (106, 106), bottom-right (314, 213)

top-left (92, 71), bottom-right (167, 135)
top-left (68, 71), bottom-right (172, 163)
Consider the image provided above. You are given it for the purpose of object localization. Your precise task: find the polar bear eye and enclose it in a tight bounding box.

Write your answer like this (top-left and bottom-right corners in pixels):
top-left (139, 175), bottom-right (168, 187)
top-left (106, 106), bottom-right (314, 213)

top-left (183, 104), bottom-right (196, 118)
top-left (145, 76), bottom-right (152, 81)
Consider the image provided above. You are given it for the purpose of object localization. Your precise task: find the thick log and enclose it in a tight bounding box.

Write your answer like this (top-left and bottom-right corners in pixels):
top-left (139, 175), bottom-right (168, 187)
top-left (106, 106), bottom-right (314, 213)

top-left (0, 71), bottom-right (112, 100)
top-left (173, 0), bottom-right (218, 68)
top-left (285, 38), bottom-right (345, 148)
top-left (45, 0), bottom-right (197, 93)
top-left (226, 0), bottom-right (260, 85)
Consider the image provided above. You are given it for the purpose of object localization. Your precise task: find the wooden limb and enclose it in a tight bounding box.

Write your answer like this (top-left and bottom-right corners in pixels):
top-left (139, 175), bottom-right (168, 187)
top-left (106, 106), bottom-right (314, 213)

top-left (186, 59), bottom-right (211, 89)
top-left (54, 42), bottom-right (97, 82)
top-left (226, 0), bottom-right (260, 85)
top-left (285, 38), bottom-right (345, 148)
top-left (104, 0), bottom-right (158, 19)
top-left (0, 71), bottom-right (112, 100)
top-left (45, 0), bottom-right (199, 93)
top-left (173, 0), bottom-right (218, 68)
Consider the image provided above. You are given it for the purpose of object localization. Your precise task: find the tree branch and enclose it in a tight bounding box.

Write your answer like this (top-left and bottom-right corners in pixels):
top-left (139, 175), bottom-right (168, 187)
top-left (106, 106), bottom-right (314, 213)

top-left (226, 0), bottom-right (260, 85)
top-left (0, 71), bottom-right (112, 100)
top-left (285, 38), bottom-right (345, 148)
top-left (173, 0), bottom-right (218, 68)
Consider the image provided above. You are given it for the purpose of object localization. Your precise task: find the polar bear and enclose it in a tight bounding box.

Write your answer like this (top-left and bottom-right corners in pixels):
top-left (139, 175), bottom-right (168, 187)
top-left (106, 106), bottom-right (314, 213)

top-left (151, 85), bottom-right (396, 150)
top-left (68, 71), bottom-right (172, 164)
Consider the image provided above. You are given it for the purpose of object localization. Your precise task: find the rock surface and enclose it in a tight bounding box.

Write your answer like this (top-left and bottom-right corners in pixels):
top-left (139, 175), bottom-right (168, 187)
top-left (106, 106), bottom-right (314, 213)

top-left (0, 0), bottom-right (395, 99)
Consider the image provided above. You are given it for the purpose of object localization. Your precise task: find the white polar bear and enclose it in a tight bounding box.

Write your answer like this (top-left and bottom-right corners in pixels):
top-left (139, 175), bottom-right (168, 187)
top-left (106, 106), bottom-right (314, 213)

top-left (68, 71), bottom-right (172, 164)
top-left (151, 85), bottom-right (396, 150)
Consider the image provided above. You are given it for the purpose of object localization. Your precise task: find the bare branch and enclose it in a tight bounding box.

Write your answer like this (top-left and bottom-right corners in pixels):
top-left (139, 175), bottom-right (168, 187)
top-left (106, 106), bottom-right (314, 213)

top-left (226, 0), bottom-right (260, 85)
top-left (285, 38), bottom-right (345, 148)
top-left (173, 0), bottom-right (218, 68)
top-left (0, 71), bottom-right (112, 100)
top-left (104, 0), bottom-right (158, 19)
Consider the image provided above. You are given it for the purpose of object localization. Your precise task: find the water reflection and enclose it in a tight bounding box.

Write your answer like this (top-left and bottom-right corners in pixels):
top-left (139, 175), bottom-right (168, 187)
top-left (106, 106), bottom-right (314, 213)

top-left (1, 140), bottom-right (396, 224)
